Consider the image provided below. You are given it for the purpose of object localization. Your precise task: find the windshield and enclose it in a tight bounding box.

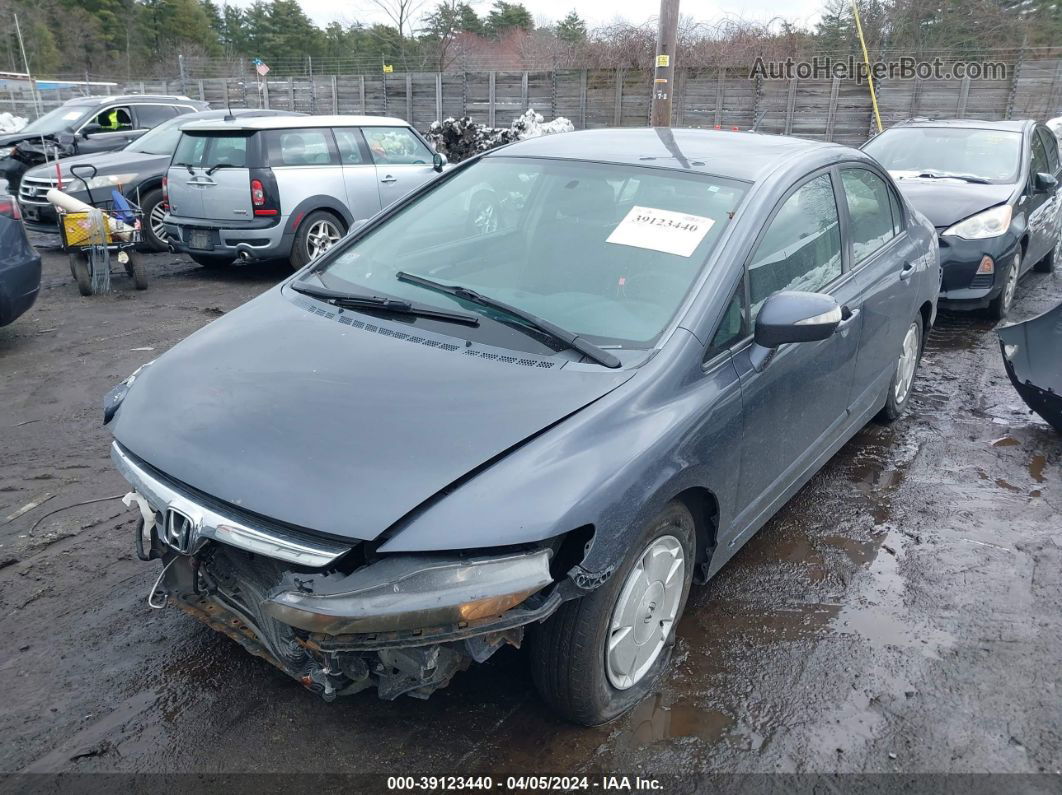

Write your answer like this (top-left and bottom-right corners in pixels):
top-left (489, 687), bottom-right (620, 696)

top-left (316, 157), bottom-right (748, 348)
top-left (20, 104), bottom-right (94, 136)
top-left (126, 115), bottom-right (190, 155)
top-left (864, 127), bottom-right (1022, 183)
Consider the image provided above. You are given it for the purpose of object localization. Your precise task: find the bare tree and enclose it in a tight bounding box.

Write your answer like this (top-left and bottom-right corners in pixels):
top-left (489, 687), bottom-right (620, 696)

top-left (364, 0), bottom-right (428, 39)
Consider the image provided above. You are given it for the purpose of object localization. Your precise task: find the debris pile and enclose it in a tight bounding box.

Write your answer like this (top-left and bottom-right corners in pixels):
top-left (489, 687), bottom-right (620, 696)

top-left (425, 109), bottom-right (574, 163)
top-left (0, 112), bottom-right (28, 133)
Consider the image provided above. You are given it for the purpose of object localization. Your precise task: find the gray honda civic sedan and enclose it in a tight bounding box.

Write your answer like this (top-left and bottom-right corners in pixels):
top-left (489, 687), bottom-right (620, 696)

top-left (106, 127), bottom-right (939, 725)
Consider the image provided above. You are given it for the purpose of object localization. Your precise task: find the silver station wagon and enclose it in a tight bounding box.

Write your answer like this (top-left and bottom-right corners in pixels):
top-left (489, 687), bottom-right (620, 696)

top-left (163, 115), bottom-right (445, 269)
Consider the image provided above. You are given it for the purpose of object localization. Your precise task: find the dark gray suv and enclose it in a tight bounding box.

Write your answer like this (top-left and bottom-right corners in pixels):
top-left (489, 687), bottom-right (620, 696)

top-left (106, 128), bottom-right (939, 725)
top-left (0, 94), bottom-right (207, 193)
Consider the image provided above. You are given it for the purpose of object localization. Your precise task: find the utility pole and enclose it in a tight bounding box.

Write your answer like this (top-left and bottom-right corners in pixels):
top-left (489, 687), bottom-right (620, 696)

top-left (650, 0), bottom-right (680, 127)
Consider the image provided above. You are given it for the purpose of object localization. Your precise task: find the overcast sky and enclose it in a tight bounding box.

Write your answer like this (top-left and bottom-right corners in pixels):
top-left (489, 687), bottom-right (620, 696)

top-left (224, 0), bottom-right (824, 31)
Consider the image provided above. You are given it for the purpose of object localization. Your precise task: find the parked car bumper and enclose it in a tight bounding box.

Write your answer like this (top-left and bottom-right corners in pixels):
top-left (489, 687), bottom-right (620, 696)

top-left (164, 212), bottom-right (292, 261)
top-left (937, 231), bottom-right (1021, 311)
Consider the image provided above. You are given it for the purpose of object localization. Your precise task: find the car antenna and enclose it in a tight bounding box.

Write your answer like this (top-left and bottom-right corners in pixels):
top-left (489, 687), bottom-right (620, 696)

top-left (224, 102), bottom-right (235, 122)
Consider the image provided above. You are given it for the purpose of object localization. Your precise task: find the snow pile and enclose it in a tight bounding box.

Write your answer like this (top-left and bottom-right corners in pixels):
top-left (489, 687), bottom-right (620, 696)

top-left (0, 112), bottom-right (27, 133)
top-left (426, 108), bottom-right (574, 163)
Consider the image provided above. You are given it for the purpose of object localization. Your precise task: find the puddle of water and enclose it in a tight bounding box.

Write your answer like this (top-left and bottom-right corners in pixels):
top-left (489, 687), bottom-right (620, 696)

top-left (1028, 454), bottom-right (1047, 483)
top-left (995, 478), bottom-right (1022, 493)
top-left (624, 693), bottom-right (734, 746)
top-left (992, 436), bottom-right (1021, 447)
top-left (821, 533), bottom-right (883, 567)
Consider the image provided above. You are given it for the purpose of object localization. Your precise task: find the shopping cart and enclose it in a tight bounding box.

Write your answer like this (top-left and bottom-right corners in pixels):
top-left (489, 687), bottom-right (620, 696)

top-left (58, 164), bottom-right (148, 296)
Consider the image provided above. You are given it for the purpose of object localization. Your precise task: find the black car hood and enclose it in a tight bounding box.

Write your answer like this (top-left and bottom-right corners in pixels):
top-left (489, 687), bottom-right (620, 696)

top-left (892, 177), bottom-right (1014, 228)
top-left (0, 131), bottom-right (38, 147)
top-left (24, 150), bottom-right (168, 185)
top-left (111, 287), bottom-right (635, 544)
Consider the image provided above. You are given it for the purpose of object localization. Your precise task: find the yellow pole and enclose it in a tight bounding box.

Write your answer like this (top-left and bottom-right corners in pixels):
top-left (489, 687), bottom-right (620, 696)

top-left (851, 0), bottom-right (883, 133)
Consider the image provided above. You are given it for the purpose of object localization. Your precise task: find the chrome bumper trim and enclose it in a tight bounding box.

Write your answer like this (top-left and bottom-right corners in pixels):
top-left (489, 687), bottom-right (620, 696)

top-left (110, 441), bottom-right (353, 567)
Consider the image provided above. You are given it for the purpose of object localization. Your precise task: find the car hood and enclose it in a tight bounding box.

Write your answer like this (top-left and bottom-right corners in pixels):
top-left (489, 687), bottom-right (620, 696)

top-left (110, 287), bottom-right (635, 544)
top-left (24, 150), bottom-right (167, 183)
top-left (891, 177), bottom-right (1014, 228)
top-left (0, 131), bottom-right (39, 147)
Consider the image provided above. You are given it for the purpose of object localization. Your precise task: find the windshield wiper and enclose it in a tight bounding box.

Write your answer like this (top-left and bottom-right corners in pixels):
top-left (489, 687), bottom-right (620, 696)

top-left (395, 271), bottom-right (621, 369)
top-left (290, 280), bottom-right (480, 326)
top-left (206, 163), bottom-right (239, 176)
top-left (914, 170), bottom-right (991, 184)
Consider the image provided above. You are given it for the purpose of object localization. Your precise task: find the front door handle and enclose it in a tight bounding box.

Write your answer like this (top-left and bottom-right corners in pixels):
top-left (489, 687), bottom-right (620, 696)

top-left (899, 261), bottom-right (915, 281)
top-left (836, 305), bottom-right (861, 331)
top-left (380, 175), bottom-right (397, 184)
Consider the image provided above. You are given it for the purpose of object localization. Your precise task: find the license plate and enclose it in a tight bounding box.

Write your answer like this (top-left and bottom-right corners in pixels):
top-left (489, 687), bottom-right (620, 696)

top-left (188, 229), bottom-right (213, 250)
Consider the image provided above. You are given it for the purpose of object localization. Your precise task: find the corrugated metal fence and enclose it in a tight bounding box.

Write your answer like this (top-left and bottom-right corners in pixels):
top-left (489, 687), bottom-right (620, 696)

top-left (7, 59), bottom-right (1062, 144)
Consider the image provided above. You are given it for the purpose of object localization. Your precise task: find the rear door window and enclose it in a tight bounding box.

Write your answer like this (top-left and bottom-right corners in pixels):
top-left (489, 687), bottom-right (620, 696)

top-left (333, 128), bottom-right (370, 165)
top-left (263, 128), bottom-right (339, 166)
top-left (172, 132), bottom-right (252, 168)
top-left (134, 104), bottom-right (178, 129)
top-left (362, 127), bottom-right (433, 165)
top-left (840, 168), bottom-right (898, 264)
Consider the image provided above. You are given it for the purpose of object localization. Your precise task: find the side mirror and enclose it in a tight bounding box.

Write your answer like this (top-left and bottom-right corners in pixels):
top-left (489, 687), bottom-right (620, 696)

top-left (81, 123), bottom-right (103, 138)
top-left (432, 151), bottom-right (447, 172)
top-left (1034, 172), bottom-right (1058, 193)
top-left (754, 290), bottom-right (842, 350)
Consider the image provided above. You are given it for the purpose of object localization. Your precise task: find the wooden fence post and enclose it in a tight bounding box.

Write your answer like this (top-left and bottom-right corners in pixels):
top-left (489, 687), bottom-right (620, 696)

top-left (956, 75), bottom-right (971, 117)
top-left (825, 77), bottom-right (840, 141)
top-left (714, 68), bottom-right (725, 127)
top-left (579, 69), bottom-right (588, 128)
top-left (331, 75), bottom-right (338, 114)
top-left (488, 71), bottom-right (496, 126)
top-left (359, 76), bottom-right (366, 113)
top-left (613, 68), bottom-right (623, 126)
top-left (198, 80), bottom-right (205, 101)
top-left (435, 73), bottom-right (443, 120)
top-left (406, 73), bottom-right (413, 121)
top-left (674, 67), bottom-right (686, 127)
top-left (521, 71), bottom-right (528, 111)
top-left (784, 77), bottom-right (797, 134)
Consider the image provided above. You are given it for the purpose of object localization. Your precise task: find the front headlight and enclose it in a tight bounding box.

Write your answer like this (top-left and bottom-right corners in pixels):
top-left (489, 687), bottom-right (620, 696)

top-left (0, 146), bottom-right (15, 159)
top-left (942, 205), bottom-right (1012, 240)
top-left (264, 549), bottom-right (553, 635)
top-left (84, 173), bottom-right (138, 191)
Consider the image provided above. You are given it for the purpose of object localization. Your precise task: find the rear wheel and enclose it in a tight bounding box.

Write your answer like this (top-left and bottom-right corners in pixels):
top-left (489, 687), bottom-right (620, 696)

top-left (126, 250), bottom-right (148, 290)
top-left (289, 210), bottom-right (345, 270)
top-left (530, 502), bottom-right (696, 726)
top-left (69, 252), bottom-right (92, 296)
top-left (189, 253), bottom-right (235, 269)
top-left (138, 188), bottom-right (168, 253)
top-left (987, 252), bottom-right (1021, 320)
top-left (878, 317), bottom-right (922, 423)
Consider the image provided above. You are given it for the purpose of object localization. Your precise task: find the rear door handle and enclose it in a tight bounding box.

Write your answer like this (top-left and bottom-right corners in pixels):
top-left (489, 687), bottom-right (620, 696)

top-left (380, 175), bottom-right (397, 184)
top-left (899, 261), bottom-right (915, 281)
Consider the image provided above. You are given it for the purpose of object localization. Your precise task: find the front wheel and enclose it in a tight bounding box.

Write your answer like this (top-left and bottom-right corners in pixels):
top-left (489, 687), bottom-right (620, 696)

top-left (69, 252), bottom-right (92, 296)
top-left (987, 252), bottom-right (1021, 321)
top-left (530, 502), bottom-right (696, 726)
top-left (878, 316), bottom-right (922, 423)
top-left (126, 250), bottom-right (148, 290)
top-left (138, 188), bottom-right (169, 252)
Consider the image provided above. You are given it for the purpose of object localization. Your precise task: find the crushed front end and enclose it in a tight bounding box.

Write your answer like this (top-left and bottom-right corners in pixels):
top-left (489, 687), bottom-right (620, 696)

top-left (113, 441), bottom-right (560, 701)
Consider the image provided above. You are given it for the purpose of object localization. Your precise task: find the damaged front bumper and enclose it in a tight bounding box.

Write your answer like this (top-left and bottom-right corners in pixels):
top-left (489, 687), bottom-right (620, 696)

top-left (113, 442), bottom-right (559, 701)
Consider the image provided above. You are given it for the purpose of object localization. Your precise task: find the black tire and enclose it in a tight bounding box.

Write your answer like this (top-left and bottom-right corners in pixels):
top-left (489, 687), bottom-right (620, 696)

top-left (127, 250), bottom-right (148, 290)
top-left (69, 252), bottom-right (92, 296)
top-left (987, 252), bottom-right (1021, 321)
top-left (138, 188), bottom-right (168, 253)
top-left (877, 315), bottom-right (923, 423)
top-left (189, 253), bottom-right (235, 269)
top-left (530, 501), bottom-right (696, 726)
top-left (1035, 227), bottom-right (1059, 273)
top-left (289, 210), bottom-right (345, 270)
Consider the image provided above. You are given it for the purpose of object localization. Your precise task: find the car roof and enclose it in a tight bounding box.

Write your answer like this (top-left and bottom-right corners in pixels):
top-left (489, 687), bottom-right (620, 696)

top-left (180, 114), bottom-right (410, 132)
top-left (890, 118), bottom-right (1031, 133)
top-left (176, 109), bottom-right (305, 122)
top-left (61, 94), bottom-right (201, 107)
top-left (489, 127), bottom-right (848, 182)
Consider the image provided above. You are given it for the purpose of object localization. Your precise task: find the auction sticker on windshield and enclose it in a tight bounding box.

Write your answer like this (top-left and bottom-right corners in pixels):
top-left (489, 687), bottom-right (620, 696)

top-left (606, 206), bottom-right (715, 257)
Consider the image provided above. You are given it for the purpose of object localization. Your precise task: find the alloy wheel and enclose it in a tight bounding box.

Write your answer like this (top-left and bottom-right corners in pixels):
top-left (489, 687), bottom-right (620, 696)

top-left (606, 535), bottom-right (685, 690)
top-left (1001, 254), bottom-right (1020, 313)
top-left (894, 321), bottom-right (920, 405)
top-left (149, 201), bottom-right (168, 244)
top-left (307, 220), bottom-right (341, 260)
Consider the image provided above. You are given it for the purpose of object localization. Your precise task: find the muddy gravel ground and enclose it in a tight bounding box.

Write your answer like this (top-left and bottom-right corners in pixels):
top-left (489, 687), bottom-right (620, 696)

top-left (0, 237), bottom-right (1059, 779)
